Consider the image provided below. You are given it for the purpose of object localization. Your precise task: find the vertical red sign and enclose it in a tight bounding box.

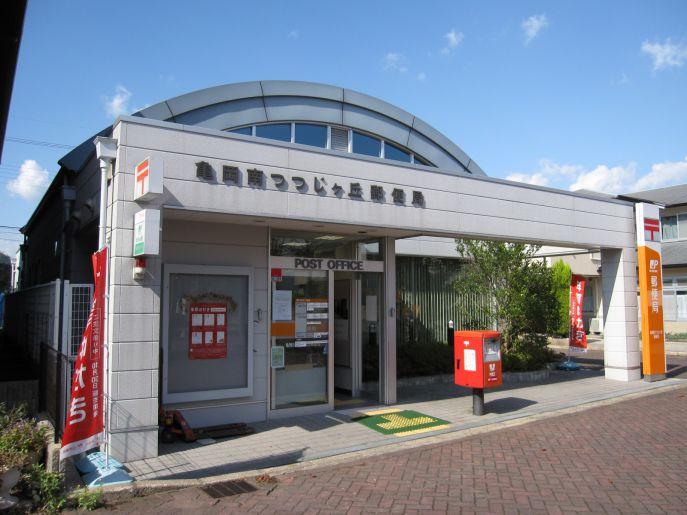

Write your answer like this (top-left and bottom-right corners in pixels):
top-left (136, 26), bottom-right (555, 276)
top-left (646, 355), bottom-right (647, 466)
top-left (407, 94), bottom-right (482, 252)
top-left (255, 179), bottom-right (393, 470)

top-left (569, 274), bottom-right (587, 351)
top-left (60, 247), bottom-right (107, 460)
top-left (189, 302), bottom-right (228, 359)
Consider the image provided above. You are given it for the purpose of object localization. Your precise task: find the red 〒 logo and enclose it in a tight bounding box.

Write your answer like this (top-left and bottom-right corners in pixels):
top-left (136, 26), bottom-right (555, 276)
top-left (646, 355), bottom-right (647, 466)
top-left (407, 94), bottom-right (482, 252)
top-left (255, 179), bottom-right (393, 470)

top-left (644, 218), bottom-right (661, 242)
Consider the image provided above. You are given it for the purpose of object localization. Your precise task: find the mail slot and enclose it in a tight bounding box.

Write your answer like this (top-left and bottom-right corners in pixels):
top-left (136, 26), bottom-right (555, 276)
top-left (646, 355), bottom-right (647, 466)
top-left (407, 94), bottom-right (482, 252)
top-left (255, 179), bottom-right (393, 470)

top-left (454, 330), bottom-right (502, 389)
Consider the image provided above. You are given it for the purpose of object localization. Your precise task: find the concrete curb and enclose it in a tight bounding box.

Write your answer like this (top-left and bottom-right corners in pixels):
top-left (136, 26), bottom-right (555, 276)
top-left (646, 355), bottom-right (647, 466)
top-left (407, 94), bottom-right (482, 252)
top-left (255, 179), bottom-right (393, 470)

top-left (97, 380), bottom-right (687, 504)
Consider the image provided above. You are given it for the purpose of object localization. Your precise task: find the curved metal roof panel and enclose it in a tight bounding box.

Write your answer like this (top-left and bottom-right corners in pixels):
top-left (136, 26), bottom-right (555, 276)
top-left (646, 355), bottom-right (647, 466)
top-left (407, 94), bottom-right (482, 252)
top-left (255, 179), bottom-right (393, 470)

top-left (63, 80), bottom-right (486, 176)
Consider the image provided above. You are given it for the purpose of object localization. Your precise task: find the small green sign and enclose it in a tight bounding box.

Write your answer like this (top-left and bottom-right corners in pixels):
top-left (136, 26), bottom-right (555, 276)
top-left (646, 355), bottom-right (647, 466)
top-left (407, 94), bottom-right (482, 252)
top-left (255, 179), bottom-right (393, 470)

top-left (133, 241), bottom-right (145, 256)
top-left (271, 346), bottom-right (285, 368)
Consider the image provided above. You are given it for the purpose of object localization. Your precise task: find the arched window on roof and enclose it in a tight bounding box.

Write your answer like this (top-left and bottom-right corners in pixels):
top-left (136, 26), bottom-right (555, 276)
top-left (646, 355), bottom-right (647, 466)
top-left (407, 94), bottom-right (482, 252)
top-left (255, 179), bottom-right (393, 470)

top-left (227, 122), bottom-right (434, 167)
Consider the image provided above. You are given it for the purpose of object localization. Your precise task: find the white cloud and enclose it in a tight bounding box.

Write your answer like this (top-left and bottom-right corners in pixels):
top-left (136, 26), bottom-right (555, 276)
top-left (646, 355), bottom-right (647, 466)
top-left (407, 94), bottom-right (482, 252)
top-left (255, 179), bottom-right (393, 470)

top-left (522, 14), bottom-right (549, 45)
top-left (505, 172), bottom-right (549, 186)
top-left (641, 39), bottom-right (687, 71)
top-left (569, 163), bottom-right (637, 193)
top-left (507, 156), bottom-right (687, 195)
top-left (288, 29), bottom-right (299, 39)
top-left (441, 29), bottom-right (464, 55)
top-left (0, 239), bottom-right (20, 260)
top-left (632, 157), bottom-right (687, 191)
top-left (6, 159), bottom-right (50, 200)
top-left (103, 85), bottom-right (132, 118)
top-left (382, 52), bottom-right (408, 73)
top-left (416, 71), bottom-right (427, 82)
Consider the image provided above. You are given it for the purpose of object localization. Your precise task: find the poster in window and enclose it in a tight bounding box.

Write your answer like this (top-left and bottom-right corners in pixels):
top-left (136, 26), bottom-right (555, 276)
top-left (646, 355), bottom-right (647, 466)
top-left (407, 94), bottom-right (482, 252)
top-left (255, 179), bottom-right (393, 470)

top-left (189, 302), bottom-right (228, 359)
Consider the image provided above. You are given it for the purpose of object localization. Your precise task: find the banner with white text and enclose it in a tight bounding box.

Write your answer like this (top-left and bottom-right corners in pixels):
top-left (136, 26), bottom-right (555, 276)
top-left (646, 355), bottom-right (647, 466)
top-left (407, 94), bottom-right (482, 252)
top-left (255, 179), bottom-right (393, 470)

top-left (60, 247), bottom-right (107, 460)
top-left (569, 274), bottom-right (587, 351)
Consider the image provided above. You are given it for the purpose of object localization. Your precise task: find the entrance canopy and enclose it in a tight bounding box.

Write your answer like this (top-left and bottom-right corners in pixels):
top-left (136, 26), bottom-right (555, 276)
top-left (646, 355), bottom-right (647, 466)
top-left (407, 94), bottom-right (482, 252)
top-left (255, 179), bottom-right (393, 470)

top-left (114, 115), bottom-right (635, 252)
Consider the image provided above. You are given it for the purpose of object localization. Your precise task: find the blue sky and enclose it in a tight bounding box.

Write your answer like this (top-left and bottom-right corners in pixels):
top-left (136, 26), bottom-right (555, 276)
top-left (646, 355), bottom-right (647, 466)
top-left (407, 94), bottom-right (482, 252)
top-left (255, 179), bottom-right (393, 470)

top-left (1, 0), bottom-right (686, 256)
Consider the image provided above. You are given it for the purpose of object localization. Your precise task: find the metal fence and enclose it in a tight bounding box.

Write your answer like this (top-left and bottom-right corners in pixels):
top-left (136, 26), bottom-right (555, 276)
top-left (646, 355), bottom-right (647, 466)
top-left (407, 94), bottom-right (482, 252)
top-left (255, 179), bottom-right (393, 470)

top-left (396, 256), bottom-right (491, 347)
top-left (3, 280), bottom-right (93, 433)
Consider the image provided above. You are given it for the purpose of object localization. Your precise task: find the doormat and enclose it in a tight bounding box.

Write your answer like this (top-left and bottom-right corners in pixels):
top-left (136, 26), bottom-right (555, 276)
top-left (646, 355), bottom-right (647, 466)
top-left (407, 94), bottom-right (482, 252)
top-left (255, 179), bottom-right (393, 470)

top-left (354, 409), bottom-right (450, 437)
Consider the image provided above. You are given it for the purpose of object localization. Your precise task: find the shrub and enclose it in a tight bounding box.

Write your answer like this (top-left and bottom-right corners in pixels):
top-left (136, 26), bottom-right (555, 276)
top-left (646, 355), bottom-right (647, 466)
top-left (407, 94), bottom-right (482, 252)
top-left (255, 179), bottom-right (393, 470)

top-left (72, 487), bottom-right (104, 511)
top-left (550, 260), bottom-right (572, 337)
top-left (22, 463), bottom-right (66, 513)
top-left (502, 334), bottom-right (554, 372)
top-left (0, 403), bottom-right (48, 472)
top-left (397, 342), bottom-right (452, 377)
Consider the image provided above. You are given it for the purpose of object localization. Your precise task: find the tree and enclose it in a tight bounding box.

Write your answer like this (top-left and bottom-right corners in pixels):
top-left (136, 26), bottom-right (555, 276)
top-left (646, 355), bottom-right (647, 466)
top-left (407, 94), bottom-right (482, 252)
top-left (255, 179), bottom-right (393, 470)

top-left (454, 240), bottom-right (561, 370)
top-left (550, 259), bottom-right (572, 337)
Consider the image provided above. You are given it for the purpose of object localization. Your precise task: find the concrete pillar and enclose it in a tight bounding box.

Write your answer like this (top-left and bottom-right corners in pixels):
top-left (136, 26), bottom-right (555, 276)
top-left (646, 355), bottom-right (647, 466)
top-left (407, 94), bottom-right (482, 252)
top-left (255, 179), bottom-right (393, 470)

top-left (382, 237), bottom-right (396, 404)
top-left (601, 247), bottom-right (641, 381)
top-left (106, 154), bottom-right (161, 462)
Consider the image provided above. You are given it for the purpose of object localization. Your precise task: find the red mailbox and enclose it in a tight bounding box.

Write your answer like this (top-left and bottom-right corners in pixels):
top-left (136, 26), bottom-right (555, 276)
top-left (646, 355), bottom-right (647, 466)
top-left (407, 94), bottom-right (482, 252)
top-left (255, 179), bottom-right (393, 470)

top-left (454, 330), bottom-right (502, 389)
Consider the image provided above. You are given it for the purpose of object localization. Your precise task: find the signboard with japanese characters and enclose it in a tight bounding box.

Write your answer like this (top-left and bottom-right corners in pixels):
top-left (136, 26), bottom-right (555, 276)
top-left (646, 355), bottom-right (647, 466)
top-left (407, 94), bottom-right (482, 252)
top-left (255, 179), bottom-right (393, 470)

top-left (569, 274), bottom-right (587, 351)
top-left (60, 247), bottom-right (107, 460)
top-left (194, 163), bottom-right (426, 208)
top-left (133, 156), bottom-right (163, 201)
top-left (189, 302), bottom-right (228, 359)
top-left (636, 202), bottom-right (666, 380)
top-left (133, 209), bottom-right (160, 256)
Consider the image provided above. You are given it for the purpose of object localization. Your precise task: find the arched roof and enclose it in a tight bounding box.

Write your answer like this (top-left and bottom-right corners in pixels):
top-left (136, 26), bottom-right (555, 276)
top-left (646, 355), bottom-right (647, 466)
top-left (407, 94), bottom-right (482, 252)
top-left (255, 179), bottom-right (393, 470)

top-left (59, 80), bottom-right (484, 176)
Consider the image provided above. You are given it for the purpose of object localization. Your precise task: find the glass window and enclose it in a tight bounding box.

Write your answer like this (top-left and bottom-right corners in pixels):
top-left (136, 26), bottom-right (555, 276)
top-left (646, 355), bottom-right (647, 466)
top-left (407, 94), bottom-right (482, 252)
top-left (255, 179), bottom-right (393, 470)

top-left (413, 155), bottom-right (432, 167)
top-left (167, 273), bottom-right (249, 395)
top-left (678, 214), bottom-right (687, 240)
top-left (352, 131), bottom-right (381, 157)
top-left (662, 215), bottom-right (678, 240)
top-left (664, 291), bottom-right (677, 321)
top-left (256, 123), bottom-right (291, 142)
top-left (384, 142), bottom-right (411, 163)
top-left (295, 123), bottom-right (327, 148)
top-left (678, 291), bottom-right (687, 321)
top-left (229, 126), bottom-right (252, 136)
top-left (271, 270), bottom-right (329, 409)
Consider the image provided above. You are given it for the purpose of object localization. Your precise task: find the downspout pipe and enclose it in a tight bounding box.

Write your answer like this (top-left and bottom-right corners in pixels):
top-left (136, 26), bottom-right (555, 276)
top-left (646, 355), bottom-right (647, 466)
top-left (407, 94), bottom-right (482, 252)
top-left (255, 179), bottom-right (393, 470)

top-left (93, 137), bottom-right (117, 248)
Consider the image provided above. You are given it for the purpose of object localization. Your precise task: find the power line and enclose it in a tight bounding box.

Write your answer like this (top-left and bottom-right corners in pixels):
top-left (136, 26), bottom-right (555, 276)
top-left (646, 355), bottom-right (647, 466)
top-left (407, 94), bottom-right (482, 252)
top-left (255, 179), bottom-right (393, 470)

top-left (5, 136), bottom-right (76, 150)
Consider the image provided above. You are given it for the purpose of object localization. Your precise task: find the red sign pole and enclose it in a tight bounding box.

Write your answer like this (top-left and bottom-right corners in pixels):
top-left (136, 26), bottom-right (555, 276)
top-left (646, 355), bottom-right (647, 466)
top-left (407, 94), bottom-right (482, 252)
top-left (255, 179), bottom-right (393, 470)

top-left (60, 247), bottom-right (107, 460)
top-left (569, 274), bottom-right (588, 352)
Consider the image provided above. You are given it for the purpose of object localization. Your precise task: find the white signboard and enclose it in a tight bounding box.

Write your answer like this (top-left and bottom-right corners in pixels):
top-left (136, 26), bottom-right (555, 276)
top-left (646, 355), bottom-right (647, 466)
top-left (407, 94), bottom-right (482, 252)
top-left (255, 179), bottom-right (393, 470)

top-left (133, 157), bottom-right (163, 201)
top-left (464, 348), bottom-right (477, 372)
top-left (272, 290), bottom-right (292, 321)
top-left (132, 209), bottom-right (160, 256)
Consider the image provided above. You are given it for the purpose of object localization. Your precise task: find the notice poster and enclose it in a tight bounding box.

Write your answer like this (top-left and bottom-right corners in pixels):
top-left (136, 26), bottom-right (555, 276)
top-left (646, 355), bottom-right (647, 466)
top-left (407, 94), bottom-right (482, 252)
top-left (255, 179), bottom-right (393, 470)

top-left (569, 274), bottom-right (587, 351)
top-left (60, 247), bottom-right (107, 460)
top-left (272, 290), bottom-right (292, 321)
top-left (189, 302), bottom-right (228, 359)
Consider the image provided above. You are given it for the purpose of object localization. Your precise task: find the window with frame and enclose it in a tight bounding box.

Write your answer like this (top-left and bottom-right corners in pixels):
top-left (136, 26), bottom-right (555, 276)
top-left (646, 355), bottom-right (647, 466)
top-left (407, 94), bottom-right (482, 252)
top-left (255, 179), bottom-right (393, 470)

top-left (661, 213), bottom-right (687, 241)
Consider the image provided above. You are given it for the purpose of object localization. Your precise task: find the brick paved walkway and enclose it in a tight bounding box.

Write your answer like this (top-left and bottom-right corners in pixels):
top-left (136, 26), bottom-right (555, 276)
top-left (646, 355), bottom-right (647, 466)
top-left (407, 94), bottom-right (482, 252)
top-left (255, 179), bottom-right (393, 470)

top-left (99, 387), bottom-right (687, 514)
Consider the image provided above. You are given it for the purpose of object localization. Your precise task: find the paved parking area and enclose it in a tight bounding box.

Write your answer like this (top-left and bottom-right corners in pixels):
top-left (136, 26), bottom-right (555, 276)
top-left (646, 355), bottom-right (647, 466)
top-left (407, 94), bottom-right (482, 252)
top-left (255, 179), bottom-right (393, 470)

top-left (102, 385), bottom-right (687, 513)
top-left (125, 370), bottom-right (684, 482)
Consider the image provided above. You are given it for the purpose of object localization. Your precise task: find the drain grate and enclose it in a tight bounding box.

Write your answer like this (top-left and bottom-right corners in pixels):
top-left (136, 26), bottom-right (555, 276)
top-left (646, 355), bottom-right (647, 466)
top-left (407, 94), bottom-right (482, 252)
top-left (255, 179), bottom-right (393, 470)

top-left (201, 479), bottom-right (257, 499)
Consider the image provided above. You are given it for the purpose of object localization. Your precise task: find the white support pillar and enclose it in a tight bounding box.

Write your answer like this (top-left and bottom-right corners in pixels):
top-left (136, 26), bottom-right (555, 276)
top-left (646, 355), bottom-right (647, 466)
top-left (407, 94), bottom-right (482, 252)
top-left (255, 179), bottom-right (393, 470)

top-left (382, 237), bottom-right (397, 404)
top-left (601, 247), bottom-right (641, 381)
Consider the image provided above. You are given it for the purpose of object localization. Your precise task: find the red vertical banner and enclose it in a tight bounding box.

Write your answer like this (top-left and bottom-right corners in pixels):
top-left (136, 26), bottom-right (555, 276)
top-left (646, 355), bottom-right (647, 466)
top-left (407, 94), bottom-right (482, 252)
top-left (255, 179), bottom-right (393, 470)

top-left (569, 274), bottom-right (587, 351)
top-left (60, 247), bottom-right (107, 460)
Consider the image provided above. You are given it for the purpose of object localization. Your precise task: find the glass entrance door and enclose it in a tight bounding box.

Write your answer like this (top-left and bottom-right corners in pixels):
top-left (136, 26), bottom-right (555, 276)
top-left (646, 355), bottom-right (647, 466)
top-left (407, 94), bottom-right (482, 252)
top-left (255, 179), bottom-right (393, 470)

top-left (360, 272), bottom-right (383, 400)
top-left (270, 269), bottom-right (330, 410)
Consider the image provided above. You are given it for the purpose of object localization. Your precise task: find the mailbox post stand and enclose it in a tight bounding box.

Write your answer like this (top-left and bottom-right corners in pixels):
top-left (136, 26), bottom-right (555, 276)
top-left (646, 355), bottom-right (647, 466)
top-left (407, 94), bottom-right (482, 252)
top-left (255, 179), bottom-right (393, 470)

top-left (472, 388), bottom-right (485, 416)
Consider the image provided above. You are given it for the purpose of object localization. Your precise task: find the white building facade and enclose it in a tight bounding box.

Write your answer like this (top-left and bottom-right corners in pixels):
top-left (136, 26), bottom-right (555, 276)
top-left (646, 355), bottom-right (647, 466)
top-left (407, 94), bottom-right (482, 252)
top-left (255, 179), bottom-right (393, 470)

top-left (21, 82), bottom-right (643, 462)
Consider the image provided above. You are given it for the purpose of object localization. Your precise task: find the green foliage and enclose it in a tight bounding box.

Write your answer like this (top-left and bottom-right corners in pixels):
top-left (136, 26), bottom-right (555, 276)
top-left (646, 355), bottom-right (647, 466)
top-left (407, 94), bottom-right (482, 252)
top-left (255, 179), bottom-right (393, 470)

top-left (454, 240), bottom-right (561, 371)
top-left (0, 403), bottom-right (48, 472)
top-left (501, 334), bottom-right (554, 371)
top-left (72, 487), bottom-right (104, 511)
top-left (397, 342), bottom-right (452, 377)
top-left (22, 464), bottom-right (66, 513)
top-left (666, 333), bottom-right (687, 342)
top-left (550, 260), bottom-right (572, 337)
